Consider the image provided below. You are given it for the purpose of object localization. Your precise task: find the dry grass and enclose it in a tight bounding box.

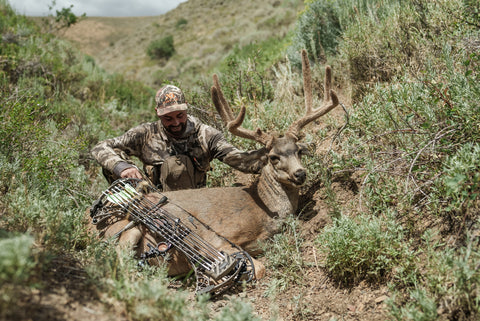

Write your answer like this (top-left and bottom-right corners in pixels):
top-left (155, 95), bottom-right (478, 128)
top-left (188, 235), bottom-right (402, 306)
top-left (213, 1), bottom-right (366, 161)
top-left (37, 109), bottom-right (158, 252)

top-left (57, 0), bottom-right (304, 89)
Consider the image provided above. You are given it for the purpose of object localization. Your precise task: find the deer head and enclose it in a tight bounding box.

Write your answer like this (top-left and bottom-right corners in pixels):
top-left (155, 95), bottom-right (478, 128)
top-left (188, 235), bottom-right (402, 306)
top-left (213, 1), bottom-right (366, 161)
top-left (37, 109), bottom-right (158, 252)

top-left (211, 49), bottom-right (339, 190)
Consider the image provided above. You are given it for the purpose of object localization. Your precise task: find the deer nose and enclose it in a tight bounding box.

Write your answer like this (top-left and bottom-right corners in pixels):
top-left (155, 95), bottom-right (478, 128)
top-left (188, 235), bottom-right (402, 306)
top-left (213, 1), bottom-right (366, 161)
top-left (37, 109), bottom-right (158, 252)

top-left (294, 169), bottom-right (306, 184)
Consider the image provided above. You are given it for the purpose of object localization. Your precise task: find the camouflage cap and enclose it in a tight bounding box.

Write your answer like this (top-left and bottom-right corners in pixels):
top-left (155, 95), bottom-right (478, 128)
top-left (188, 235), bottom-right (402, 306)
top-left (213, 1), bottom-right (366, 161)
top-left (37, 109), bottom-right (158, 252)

top-left (155, 85), bottom-right (188, 116)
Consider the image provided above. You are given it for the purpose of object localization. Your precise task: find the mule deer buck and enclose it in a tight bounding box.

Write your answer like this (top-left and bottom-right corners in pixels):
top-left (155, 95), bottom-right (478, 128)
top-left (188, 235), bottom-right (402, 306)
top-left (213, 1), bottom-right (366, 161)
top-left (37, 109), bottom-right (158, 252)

top-left (88, 49), bottom-right (339, 295)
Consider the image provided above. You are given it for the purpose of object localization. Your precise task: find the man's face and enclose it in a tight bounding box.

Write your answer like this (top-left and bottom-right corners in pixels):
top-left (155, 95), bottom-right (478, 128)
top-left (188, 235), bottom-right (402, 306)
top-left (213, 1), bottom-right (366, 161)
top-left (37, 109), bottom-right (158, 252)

top-left (159, 110), bottom-right (187, 136)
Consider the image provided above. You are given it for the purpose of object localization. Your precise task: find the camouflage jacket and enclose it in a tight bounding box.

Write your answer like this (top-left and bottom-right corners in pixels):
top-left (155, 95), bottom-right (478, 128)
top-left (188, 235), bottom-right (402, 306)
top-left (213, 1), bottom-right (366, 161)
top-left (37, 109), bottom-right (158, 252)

top-left (91, 115), bottom-right (266, 179)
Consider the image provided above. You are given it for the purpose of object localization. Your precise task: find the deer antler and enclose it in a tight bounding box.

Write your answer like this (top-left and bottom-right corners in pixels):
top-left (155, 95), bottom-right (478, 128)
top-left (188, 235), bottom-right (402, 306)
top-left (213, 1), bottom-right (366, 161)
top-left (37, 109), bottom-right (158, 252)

top-left (287, 49), bottom-right (339, 139)
top-left (211, 74), bottom-right (274, 147)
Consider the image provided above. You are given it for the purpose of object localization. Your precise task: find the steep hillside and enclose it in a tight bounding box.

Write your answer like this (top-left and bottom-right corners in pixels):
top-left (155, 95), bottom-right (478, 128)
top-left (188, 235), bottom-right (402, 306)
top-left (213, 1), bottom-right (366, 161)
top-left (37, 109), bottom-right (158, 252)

top-left (60, 0), bottom-right (304, 88)
top-left (3, 0), bottom-right (480, 320)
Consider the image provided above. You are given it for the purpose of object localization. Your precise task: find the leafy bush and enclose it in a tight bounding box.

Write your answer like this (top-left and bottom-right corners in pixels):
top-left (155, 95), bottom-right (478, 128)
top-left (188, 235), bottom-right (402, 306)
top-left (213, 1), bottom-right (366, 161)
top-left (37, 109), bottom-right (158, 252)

top-left (463, 0), bottom-right (480, 27)
top-left (54, 5), bottom-right (84, 28)
top-left (287, 0), bottom-right (342, 66)
top-left (0, 231), bottom-right (35, 285)
top-left (0, 94), bottom-right (48, 159)
top-left (262, 216), bottom-right (306, 297)
top-left (147, 35), bottom-right (175, 60)
top-left (175, 18), bottom-right (188, 28)
top-left (214, 36), bottom-right (287, 103)
top-left (388, 231), bottom-right (480, 320)
top-left (316, 211), bottom-right (417, 285)
top-left (0, 231), bottom-right (36, 319)
top-left (434, 143), bottom-right (480, 223)
top-left (339, 0), bottom-right (426, 100)
top-left (338, 46), bottom-right (480, 219)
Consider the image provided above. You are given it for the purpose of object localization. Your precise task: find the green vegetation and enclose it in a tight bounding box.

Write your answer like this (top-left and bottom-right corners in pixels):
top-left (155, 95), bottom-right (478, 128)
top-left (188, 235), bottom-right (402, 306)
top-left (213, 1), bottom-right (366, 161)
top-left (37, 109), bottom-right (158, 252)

top-left (317, 211), bottom-right (417, 285)
top-left (54, 5), bottom-right (85, 28)
top-left (293, 0), bottom-right (480, 319)
top-left (263, 216), bottom-right (307, 296)
top-left (1, 0), bottom-right (480, 319)
top-left (147, 35), bottom-right (175, 60)
top-left (0, 1), bottom-right (252, 319)
top-left (287, 0), bottom-right (342, 66)
top-left (175, 18), bottom-right (188, 28)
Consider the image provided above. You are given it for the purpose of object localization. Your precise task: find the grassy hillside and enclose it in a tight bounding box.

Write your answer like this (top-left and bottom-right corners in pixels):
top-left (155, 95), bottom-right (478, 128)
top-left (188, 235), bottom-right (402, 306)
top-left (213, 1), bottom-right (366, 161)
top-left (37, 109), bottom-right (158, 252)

top-left (59, 0), bottom-right (304, 89)
top-left (1, 0), bottom-right (480, 320)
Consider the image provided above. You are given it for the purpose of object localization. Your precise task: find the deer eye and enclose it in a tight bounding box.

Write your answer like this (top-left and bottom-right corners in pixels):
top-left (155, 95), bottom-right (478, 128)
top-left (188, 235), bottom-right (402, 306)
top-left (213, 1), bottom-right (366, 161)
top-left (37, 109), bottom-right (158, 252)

top-left (269, 155), bottom-right (280, 164)
top-left (297, 143), bottom-right (311, 157)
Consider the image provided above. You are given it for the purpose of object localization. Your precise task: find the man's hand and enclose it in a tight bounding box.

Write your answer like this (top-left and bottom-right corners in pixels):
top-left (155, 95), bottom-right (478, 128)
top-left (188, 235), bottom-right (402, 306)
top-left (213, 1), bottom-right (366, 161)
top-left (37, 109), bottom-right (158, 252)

top-left (120, 167), bottom-right (143, 179)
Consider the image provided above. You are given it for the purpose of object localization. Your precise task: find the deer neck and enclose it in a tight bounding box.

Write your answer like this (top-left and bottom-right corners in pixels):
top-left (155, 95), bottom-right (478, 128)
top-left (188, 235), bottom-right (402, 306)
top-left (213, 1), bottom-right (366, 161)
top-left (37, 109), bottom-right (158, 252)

top-left (256, 164), bottom-right (299, 219)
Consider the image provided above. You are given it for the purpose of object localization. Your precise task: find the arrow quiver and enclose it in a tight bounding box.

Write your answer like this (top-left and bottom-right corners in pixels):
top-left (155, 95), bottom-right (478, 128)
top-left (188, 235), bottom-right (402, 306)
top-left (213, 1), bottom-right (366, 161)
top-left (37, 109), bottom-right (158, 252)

top-left (89, 178), bottom-right (255, 297)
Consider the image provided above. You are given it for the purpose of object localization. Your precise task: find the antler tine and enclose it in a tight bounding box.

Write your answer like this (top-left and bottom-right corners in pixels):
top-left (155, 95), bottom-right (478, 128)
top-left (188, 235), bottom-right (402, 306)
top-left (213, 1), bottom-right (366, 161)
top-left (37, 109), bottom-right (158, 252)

top-left (212, 74), bottom-right (234, 121)
top-left (211, 74), bottom-right (273, 147)
top-left (324, 63), bottom-right (332, 102)
top-left (287, 49), bottom-right (339, 139)
top-left (302, 49), bottom-right (313, 115)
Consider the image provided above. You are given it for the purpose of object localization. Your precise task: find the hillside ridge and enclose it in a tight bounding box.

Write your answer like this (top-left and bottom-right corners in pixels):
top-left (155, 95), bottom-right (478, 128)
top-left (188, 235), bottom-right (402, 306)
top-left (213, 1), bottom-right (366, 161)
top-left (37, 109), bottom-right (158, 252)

top-left (59, 0), bottom-right (304, 89)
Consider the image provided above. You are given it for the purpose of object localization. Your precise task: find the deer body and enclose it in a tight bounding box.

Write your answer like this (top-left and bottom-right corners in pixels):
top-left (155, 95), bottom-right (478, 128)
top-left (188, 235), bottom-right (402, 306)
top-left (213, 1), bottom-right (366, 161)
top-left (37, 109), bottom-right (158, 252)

top-left (160, 185), bottom-right (279, 254)
top-left (89, 49), bottom-right (339, 284)
top-left (91, 155), bottom-right (300, 279)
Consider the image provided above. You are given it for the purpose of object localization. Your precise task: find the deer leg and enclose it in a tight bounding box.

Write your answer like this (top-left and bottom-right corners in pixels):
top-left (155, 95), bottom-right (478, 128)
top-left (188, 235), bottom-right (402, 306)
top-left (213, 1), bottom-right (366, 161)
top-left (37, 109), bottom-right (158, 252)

top-left (251, 257), bottom-right (266, 280)
top-left (109, 226), bottom-right (144, 268)
top-left (117, 226), bottom-right (143, 250)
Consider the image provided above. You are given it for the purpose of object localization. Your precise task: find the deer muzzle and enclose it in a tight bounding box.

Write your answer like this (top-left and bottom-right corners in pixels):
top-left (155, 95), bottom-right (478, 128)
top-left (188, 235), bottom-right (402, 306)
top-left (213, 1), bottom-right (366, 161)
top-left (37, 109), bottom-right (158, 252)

top-left (292, 168), bottom-right (307, 185)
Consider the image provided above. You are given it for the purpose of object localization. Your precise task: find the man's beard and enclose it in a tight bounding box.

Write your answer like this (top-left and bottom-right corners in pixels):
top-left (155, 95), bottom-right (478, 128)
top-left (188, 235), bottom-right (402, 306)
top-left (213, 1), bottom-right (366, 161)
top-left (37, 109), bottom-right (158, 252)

top-left (165, 122), bottom-right (187, 137)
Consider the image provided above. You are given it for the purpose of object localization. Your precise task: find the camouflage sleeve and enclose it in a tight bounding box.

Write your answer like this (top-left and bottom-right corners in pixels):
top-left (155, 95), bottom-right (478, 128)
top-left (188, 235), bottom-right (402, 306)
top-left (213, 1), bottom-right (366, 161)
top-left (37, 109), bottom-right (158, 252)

top-left (204, 125), bottom-right (267, 174)
top-left (91, 124), bottom-right (150, 175)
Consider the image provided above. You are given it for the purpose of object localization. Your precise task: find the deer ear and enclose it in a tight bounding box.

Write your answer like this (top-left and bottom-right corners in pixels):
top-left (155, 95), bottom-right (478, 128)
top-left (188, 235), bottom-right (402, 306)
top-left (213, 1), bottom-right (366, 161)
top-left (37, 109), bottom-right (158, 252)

top-left (297, 142), bottom-right (312, 156)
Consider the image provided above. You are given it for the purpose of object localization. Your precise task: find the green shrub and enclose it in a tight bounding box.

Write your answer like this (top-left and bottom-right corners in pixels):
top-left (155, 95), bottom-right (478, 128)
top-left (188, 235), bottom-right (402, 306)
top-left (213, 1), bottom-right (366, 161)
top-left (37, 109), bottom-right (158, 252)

top-left (434, 143), bottom-right (480, 221)
top-left (0, 0), bottom-right (35, 35)
top-left (262, 216), bottom-right (306, 297)
top-left (388, 287), bottom-right (439, 321)
top-left (0, 93), bottom-right (48, 159)
top-left (175, 18), bottom-right (188, 28)
top-left (147, 35), bottom-right (175, 60)
top-left (214, 36), bottom-right (287, 103)
top-left (0, 231), bottom-right (37, 319)
top-left (0, 231), bottom-right (35, 285)
top-left (388, 231), bottom-right (480, 320)
top-left (463, 0), bottom-right (480, 27)
top-left (339, 0), bottom-right (425, 100)
top-left (287, 0), bottom-right (342, 66)
top-left (334, 41), bottom-right (480, 215)
top-left (54, 5), bottom-right (84, 28)
top-left (316, 211), bottom-right (417, 285)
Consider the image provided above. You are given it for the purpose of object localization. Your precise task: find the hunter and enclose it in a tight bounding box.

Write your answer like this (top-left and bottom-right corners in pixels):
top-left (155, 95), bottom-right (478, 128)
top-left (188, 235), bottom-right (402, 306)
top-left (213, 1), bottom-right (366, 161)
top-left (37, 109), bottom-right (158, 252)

top-left (91, 85), bottom-right (266, 191)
